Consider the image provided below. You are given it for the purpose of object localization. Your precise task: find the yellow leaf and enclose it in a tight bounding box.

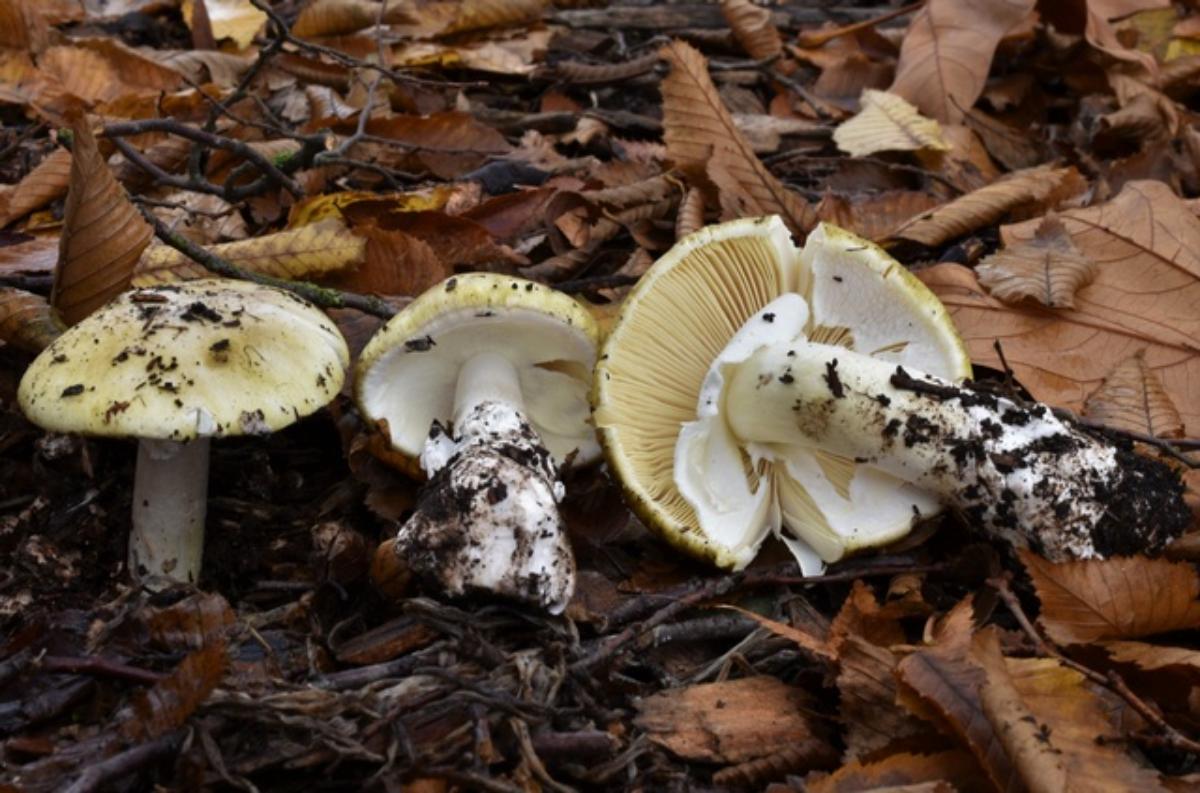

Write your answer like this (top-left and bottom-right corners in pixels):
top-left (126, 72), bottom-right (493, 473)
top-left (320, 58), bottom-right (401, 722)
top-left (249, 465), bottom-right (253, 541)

top-left (890, 0), bottom-right (1037, 123)
top-left (833, 89), bottom-right (948, 157)
top-left (659, 39), bottom-right (814, 235)
top-left (0, 287), bottom-right (60, 353)
top-left (892, 163), bottom-right (1074, 246)
top-left (54, 113), bottom-right (152, 326)
top-left (133, 219), bottom-right (365, 285)
top-left (288, 186), bottom-right (465, 226)
top-left (976, 213), bottom-right (1098, 308)
top-left (1084, 350), bottom-right (1185, 438)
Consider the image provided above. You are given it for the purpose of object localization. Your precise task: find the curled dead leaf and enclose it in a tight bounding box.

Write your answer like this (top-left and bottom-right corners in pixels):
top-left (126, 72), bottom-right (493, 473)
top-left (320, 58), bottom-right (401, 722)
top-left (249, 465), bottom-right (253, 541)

top-left (1084, 350), bottom-right (1186, 438)
top-left (833, 90), bottom-right (948, 157)
top-left (976, 213), bottom-right (1098, 308)
top-left (0, 287), bottom-right (61, 353)
top-left (54, 114), bottom-right (152, 326)
top-left (893, 164), bottom-right (1075, 247)
top-left (659, 39), bottom-right (814, 235)
top-left (720, 0), bottom-right (783, 60)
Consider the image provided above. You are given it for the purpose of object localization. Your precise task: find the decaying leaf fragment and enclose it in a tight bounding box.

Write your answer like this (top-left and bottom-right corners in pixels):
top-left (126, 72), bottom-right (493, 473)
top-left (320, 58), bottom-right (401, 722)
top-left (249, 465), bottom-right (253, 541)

top-left (976, 213), bottom-right (1098, 308)
top-left (1084, 350), bottom-right (1186, 438)
top-left (833, 90), bottom-right (949, 157)
top-left (659, 39), bottom-right (814, 234)
top-left (0, 148), bottom-right (70, 227)
top-left (634, 676), bottom-right (830, 764)
top-left (54, 113), bottom-right (153, 326)
top-left (1020, 550), bottom-right (1200, 645)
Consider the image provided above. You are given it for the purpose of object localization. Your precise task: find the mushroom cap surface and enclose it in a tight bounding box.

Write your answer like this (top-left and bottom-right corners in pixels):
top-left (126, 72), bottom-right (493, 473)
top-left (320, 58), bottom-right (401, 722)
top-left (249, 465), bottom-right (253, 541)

top-left (593, 217), bottom-right (972, 569)
top-left (19, 279), bottom-right (349, 440)
top-left (355, 273), bottom-right (601, 468)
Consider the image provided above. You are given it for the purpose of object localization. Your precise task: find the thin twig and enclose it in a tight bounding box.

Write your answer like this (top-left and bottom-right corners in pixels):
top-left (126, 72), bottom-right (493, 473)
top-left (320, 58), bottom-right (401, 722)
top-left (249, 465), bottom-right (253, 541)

top-left (137, 206), bottom-right (398, 319)
top-left (62, 730), bottom-right (186, 793)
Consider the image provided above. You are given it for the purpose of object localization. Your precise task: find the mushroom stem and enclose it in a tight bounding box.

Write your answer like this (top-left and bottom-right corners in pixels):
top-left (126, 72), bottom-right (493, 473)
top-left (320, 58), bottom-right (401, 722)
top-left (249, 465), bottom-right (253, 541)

top-left (130, 438), bottom-right (210, 588)
top-left (399, 352), bottom-right (576, 612)
top-left (725, 340), bottom-right (1188, 559)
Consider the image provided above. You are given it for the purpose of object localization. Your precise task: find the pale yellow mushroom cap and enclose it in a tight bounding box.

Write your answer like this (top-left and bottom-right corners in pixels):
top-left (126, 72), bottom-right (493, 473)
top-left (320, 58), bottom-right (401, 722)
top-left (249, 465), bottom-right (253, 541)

top-left (18, 279), bottom-right (350, 440)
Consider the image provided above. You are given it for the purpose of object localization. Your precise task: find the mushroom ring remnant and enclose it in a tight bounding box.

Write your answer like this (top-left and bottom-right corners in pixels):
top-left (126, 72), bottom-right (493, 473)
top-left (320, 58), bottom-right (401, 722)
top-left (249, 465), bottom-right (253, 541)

top-left (18, 279), bottom-right (350, 587)
top-left (356, 273), bottom-right (600, 613)
top-left (593, 217), bottom-right (1189, 573)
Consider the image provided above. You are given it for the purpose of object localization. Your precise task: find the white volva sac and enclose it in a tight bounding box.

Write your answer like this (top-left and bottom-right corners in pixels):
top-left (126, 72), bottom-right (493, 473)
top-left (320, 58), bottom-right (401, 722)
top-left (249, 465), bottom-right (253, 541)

top-left (356, 274), bottom-right (600, 612)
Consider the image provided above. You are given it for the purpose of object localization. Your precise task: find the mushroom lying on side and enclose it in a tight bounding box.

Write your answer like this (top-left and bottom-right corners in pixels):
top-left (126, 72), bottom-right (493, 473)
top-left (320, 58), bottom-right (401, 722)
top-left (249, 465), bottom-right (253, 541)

top-left (593, 217), bottom-right (1189, 572)
top-left (18, 279), bottom-right (350, 588)
top-left (356, 273), bottom-right (600, 613)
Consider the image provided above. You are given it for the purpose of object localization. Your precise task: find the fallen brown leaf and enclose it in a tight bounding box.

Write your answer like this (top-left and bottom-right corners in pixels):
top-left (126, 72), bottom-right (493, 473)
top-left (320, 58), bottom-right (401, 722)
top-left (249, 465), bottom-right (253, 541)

top-left (720, 0), bottom-right (783, 60)
top-left (833, 90), bottom-right (948, 157)
top-left (183, 0), bottom-right (264, 49)
top-left (1020, 549), bottom-right (1200, 644)
top-left (326, 225), bottom-right (448, 296)
top-left (659, 39), bottom-right (814, 235)
top-left (634, 676), bottom-right (830, 764)
top-left (920, 180), bottom-right (1200, 435)
top-left (0, 148), bottom-right (70, 227)
top-left (53, 113), bottom-right (152, 325)
top-left (816, 190), bottom-right (941, 242)
top-left (134, 218), bottom-right (364, 285)
top-left (892, 164), bottom-right (1074, 246)
top-left (361, 112), bottom-right (512, 178)
top-left (1084, 350), bottom-right (1186, 438)
top-left (123, 642), bottom-right (227, 741)
top-left (976, 213), bottom-right (1098, 308)
top-left (0, 287), bottom-right (60, 353)
top-left (890, 0), bottom-right (1037, 124)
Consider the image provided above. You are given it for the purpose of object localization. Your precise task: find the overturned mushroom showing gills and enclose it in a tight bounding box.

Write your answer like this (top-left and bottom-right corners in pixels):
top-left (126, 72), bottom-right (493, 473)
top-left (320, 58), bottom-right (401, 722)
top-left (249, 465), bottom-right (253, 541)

top-left (356, 273), bottom-right (600, 613)
top-left (593, 217), bottom-right (1188, 572)
top-left (18, 279), bottom-right (350, 587)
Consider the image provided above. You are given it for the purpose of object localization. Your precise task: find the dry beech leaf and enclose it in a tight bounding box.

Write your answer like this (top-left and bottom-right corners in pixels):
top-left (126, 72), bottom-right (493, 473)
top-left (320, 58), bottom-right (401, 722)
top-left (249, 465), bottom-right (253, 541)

top-left (140, 592), bottom-right (235, 651)
top-left (361, 112), bottom-right (512, 178)
top-left (1084, 350), bottom-right (1186, 438)
top-left (0, 148), bottom-right (71, 227)
top-left (43, 38), bottom-right (184, 103)
top-left (675, 186), bottom-right (706, 239)
top-left (972, 630), bottom-right (1168, 793)
top-left (325, 225), bottom-right (449, 297)
top-left (0, 0), bottom-right (49, 52)
top-left (0, 287), bottom-right (60, 353)
top-left (816, 190), bottom-right (942, 242)
top-left (920, 180), bottom-right (1200, 435)
top-left (660, 39), bottom-right (814, 235)
top-left (0, 236), bottom-right (58, 276)
top-left (54, 114), bottom-right (152, 326)
top-left (976, 213), bottom-right (1098, 308)
top-left (920, 124), bottom-right (1002, 194)
top-left (1020, 549), bottom-right (1200, 644)
top-left (892, 164), bottom-right (1074, 247)
top-left (833, 90), bottom-right (949, 157)
top-left (423, 0), bottom-right (545, 37)
top-left (890, 0), bottom-right (1037, 124)
top-left (154, 49), bottom-right (253, 89)
top-left (721, 605), bottom-right (833, 660)
top-left (134, 218), bottom-right (364, 285)
top-left (183, 0), bottom-right (265, 49)
top-left (806, 749), bottom-right (989, 793)
top-left (634, 677), bottom-right (830, 764)
top-left (720, 0), bottom-right (782, 60)
top-left (895, 611), bottom-right (1019, 793)
top-left (292, 0), bottom-right (381, 38)
top-left (149, 191), bottom-right (248, 246)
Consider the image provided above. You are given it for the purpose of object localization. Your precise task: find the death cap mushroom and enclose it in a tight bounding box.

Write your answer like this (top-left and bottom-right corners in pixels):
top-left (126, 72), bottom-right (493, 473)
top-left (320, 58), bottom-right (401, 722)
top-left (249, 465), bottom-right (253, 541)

top-left (18, 278), bottom-right (350, 585)
top-left (356, 273), bottom-right (601, 612)
top-left (593, 217), bottom-right (972, 572)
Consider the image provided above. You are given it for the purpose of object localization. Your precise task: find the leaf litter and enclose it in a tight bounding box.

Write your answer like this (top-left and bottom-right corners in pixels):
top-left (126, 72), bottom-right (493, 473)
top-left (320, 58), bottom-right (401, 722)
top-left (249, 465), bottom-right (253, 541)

top-left (0, 0), bottom-right (1198, 791)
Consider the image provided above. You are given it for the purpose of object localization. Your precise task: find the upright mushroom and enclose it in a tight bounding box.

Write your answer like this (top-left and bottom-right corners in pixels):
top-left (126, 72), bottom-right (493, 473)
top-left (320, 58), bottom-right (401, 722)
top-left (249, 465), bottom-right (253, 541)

top-left (356, 273), bottom-right (600, 613)
top-left (594, 217), bottom-right (1188, 572)
top-left (18, 279), bottom-right (350, 587)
